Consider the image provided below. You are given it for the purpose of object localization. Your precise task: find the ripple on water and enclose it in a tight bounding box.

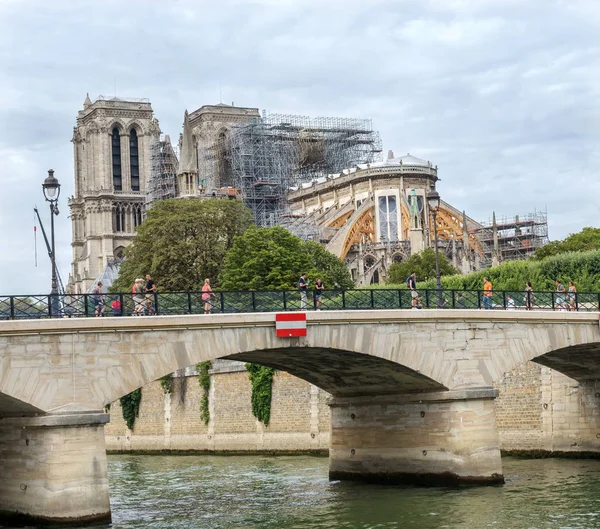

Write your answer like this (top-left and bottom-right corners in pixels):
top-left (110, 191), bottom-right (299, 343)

top-left (3, 456), bottom-right (600, 529)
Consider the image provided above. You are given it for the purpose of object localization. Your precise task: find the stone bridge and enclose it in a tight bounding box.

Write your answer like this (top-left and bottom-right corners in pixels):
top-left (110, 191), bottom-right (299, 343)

top-left (1, 310), bottom-right (599, 523)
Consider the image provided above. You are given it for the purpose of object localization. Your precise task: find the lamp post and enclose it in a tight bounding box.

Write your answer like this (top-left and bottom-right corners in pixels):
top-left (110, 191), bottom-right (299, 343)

top-left (42, 169), bottom-right (61, 315)
top-left (426, 188), bottom-right (442, 308)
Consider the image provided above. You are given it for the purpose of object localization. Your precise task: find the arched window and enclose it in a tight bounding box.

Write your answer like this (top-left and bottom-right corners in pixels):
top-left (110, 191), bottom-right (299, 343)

top-left (111, 128), bottom-right (122, 191)
top-left (130, 129), bottom-right (140, 191)
top-left (133, 204), bottom-right (142, 228)
top-left (113, 203), bottom-right (126, 232)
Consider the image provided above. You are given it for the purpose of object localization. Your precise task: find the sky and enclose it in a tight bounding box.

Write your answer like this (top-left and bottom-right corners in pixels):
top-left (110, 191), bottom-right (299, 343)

top-left (0, 0), bottom-right (598, 295)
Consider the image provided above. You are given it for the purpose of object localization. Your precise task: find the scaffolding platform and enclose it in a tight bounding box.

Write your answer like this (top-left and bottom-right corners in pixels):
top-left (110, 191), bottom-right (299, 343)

top-left (229, 112), bottom-right (382, 228)
top-left (474, 210), bottom-right (549, 263)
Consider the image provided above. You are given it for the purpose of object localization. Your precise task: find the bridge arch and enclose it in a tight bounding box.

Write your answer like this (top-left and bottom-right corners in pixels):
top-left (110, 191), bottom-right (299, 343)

top-left (1, 311), bottom-right (599, 415)
top-left (2, 310), bottom-right (600, 523)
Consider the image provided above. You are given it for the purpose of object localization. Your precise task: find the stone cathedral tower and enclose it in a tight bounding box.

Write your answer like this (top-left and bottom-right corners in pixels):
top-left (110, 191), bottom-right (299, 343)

top-left (68, 95), bottom-right (160, 293)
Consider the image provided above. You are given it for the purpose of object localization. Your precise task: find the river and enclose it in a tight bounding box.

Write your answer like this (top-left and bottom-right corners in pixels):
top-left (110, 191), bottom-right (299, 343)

top-left (3, 455), bottom-right (600, 528)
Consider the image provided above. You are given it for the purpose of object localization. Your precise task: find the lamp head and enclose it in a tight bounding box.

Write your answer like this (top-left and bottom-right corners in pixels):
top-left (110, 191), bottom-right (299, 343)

top-left (426, 189), bottom-right (440, 210)
top-left (42, 169), bottom-right (61, 201)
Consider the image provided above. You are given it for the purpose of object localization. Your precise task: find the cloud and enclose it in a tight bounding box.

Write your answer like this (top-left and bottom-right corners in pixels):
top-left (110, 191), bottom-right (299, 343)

top-left (0, 0), bottom-right (598, 293)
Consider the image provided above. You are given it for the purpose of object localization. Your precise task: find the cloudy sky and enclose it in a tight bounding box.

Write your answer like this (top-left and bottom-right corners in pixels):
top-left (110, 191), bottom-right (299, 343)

top-left (0, 0), bottom-right (598, 294)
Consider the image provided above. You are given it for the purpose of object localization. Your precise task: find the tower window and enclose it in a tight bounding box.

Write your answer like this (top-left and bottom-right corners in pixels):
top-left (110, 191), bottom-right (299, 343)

top-left (113, 203), bottom-right (126, 232)
top-left (112, 128), bottom-right (122, 191)
top-left (133, 204), bottom-right (142, 228)
top-left (130, 129), bottom-right (139, 191)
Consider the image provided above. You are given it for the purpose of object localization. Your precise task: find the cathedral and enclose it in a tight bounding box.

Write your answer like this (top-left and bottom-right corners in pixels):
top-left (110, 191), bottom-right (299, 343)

top-left (68, 95), bottom-right (547, 293)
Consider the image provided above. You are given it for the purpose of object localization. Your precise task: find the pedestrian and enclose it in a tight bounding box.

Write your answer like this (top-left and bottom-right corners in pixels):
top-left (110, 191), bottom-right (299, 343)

top-left (456, 292), bottom-right (467, 309)
top-left (133, 278), bottom-right (145, 315)
top-left (202, 278), bottom-right (215, 314)
top-left (111, 297), bottom-right (122, 317)
top-left (555, 279), bottom-right (566, 311)
top-left (313, 277), bottom-right (324, 310)
top-left (407, 271), bottom-right (419, 308)
top-left (507, 296), bottom-right (515, 310)
top-left (483, 277), bottom-right (493, 310)
top-left (91, 281), bottom-right (105, 317)
top-left (567, 281), bottom-right (577, 311)
top-left (524, 281), bottom-right (534, 311)
top-left (298, 273), bottom-right (308, 310)
top-left (145, 274), bottom-right (157, 315)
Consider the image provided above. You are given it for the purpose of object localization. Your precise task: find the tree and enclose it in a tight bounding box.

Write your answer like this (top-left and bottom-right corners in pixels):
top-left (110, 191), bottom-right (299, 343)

top-left (219, 226), bottom-right (353, 290)
top-left (533, 227), bottom-right (600, 260)
top-left (386, 248), bottom-right (458, 285)
top-left (111, 199), bottom-right (253, 292)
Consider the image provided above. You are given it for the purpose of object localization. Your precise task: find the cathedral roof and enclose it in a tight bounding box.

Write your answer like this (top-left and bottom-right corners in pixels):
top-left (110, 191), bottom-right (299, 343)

top-left (359, 153), bottom-right (432, 170)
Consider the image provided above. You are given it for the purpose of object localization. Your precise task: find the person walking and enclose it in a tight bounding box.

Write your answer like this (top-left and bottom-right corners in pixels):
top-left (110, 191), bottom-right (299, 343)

top-left (92, 281), bottom-right (105, 317)
top-left (567, 281), bottom-right (577, 311)
top-left (524, 281), bottom-right (534, 311)
top-left (407, 271), bottom-right (418, 308)
top-left (483, 277), bottom-right (493, 310)
top-left (313, 277), bottom-right (324, 310)
top-left (555, 279), bottom-right (566, 311)
top-left (298, 273), bottom-right (308, 310)
top-left (145, 274), bottom-right (157, 315)
top-left (202, 278), bottom-right (215, 314)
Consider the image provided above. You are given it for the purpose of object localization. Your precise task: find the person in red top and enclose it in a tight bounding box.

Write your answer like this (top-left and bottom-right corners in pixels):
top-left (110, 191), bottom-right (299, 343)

top-left (202, 278), bottom-right (215, 314)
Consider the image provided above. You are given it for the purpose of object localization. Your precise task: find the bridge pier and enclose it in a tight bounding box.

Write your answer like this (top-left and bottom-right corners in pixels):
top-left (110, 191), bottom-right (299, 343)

top-left (0, 412), bottom-right (111, 525)
top-left (329, 388), bottom-right (504, 486)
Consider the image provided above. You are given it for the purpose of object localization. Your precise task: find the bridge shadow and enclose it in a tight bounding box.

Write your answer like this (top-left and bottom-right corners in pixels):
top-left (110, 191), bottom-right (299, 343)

top-left (532, 343), bottom-right (600, 382)
top-left (222, 348), bottom-right (446, 397)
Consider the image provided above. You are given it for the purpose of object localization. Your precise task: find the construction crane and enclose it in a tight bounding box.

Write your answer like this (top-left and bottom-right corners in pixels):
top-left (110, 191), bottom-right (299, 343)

top-left (34, 206), bottom-right (66, 296)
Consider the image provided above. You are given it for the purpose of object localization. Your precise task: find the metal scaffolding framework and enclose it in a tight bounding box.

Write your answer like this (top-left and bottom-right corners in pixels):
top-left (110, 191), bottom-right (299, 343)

top-left (147, 135), bottom-right (179, 206)
top-left (229, 112), bottom-right (382, 227)
top-left (474, 210), bottom-right (549, 264)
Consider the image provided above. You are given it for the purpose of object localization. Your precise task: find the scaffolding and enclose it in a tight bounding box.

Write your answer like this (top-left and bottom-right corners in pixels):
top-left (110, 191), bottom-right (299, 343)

top-left (147, 134), bottom-right (179, 206)
top-left (474, 210), bottom-right (549, 264)
top-left (229, 112), bottom-right (382, 227)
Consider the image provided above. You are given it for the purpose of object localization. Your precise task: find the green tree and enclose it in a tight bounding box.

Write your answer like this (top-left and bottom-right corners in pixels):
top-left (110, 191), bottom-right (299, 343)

top-left (111, 199), bottom-right (253, 292)
top-left (533, 227), bottom-right (600, 260)
top-left (386, 248), bottom-right (458, 285)
top-left (219, 226), bottom-right (353, 290)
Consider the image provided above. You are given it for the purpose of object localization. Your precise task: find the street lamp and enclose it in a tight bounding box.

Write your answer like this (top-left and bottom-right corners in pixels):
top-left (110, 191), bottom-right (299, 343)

top-left (426, 188), bottom-right (443, 308)
top-left (42, 169), bottom-right (61, 314)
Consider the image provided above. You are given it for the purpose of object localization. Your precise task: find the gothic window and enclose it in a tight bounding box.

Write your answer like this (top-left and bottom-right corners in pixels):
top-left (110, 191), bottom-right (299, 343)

top-left (130, 129), bottom-right (140, 191)
top-left (132, 204), bottom-right (142, 228)
top-left (371, 269), bottom-right (380, 285)
top-left (112, 128), bottom-right (122, 191)
top-left (113, 203), bottom-right (126, 232)
top-left (378, 195), bottom-right (398, 242)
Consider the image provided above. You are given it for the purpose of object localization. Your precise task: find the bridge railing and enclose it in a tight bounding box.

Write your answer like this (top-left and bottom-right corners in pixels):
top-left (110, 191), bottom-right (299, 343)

top-left (0, 288), bottom-right (599, 320)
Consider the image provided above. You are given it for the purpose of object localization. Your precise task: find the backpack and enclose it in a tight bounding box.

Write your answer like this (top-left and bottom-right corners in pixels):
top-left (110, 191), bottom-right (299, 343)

top-left (406, 276), bottom-right (412, 288)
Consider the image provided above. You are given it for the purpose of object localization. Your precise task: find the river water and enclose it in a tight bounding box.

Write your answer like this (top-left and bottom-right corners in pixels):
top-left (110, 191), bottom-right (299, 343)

top-left (4, 455), bottom-right (600, 529)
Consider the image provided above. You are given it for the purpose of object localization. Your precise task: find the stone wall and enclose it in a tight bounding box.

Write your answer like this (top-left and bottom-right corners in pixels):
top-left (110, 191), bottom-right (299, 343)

top-left (105, 360), bottom-right (330, 452)
top-left (106, 359), bottom-right (600, 455)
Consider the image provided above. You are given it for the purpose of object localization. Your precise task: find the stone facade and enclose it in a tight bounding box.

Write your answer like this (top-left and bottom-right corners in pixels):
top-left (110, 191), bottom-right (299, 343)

top-left (106, 359), bottom-right (600, 458)
top-left (106, 360), bottom-right (330, 452)
top-left (286, 154), bottom-right (481, 285)
top-left (68, 95), bottom-right (160, 293)
top-left (188, 104), bottom-right (260, 191)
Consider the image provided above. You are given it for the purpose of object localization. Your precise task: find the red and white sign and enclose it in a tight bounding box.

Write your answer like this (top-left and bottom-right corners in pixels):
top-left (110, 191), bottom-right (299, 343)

top-left (275, 313), bottom-right (307, 337)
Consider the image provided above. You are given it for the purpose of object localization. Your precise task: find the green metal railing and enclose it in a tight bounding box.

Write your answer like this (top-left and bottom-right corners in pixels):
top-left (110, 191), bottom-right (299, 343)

top-left (0, 288), bottom-right (597, 319)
